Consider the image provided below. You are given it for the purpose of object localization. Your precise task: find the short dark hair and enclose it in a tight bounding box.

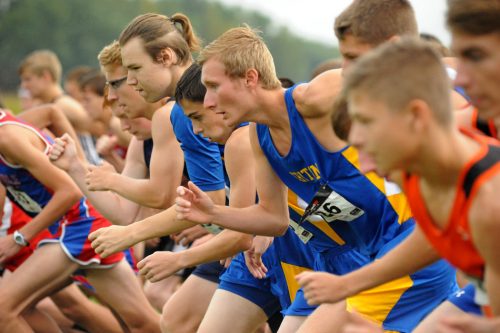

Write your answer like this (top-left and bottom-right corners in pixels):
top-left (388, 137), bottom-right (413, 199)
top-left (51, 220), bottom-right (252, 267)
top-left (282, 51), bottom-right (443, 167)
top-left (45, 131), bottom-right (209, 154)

top-left (447, 0), bottom-right (500, 35)
top-left (335, 0), bottom-right (418, 45)
top-left (419, 33), bottom-right (450, 57)
top-left (65, 66), bottom-right (94, 84)
top-left (80, 70), bottom-right (106, 97)
top-left (174, 63), bottom-right (206, 104)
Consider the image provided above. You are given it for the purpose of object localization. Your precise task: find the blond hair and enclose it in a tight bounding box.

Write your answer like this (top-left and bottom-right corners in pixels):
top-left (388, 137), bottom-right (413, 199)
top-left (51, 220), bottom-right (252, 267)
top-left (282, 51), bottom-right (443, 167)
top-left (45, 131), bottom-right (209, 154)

top-left (343, 37), bottom-right (452, 126)
top-left (119, 13), bottom-right (200, 66)
top-left (335, 0), bottom-right (418, 45)
top-left (447, 0), bottom-right (500, 35)
top-left (198, 26), bottom-right (281, 89)
top-left (18, 50), bottom-right (62, 83)
top-left (97, 40), bottom-right (122, 70)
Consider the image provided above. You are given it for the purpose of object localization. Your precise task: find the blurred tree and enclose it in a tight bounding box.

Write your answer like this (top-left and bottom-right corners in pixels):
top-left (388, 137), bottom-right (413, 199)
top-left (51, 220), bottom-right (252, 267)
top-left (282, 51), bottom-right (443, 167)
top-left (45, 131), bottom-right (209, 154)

top-left (0, 0), bottom-right (338, 92)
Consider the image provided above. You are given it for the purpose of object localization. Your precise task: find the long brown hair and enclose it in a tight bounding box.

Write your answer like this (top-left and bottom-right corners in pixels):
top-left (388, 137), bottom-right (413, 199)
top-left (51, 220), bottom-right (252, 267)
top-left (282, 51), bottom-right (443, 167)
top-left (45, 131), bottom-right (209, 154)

top-left (119, 13), bottom-right (201, 65)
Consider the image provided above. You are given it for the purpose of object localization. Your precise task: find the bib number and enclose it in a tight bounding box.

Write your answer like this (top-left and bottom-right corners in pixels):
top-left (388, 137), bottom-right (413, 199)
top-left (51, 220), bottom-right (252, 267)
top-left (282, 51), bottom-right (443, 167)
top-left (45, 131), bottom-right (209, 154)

top-left (6, 186), bottom-right (42, 214)
top-left (289, 219), bottom-right (313, 244)
top-left (300, 183), bottom-right (364, 224)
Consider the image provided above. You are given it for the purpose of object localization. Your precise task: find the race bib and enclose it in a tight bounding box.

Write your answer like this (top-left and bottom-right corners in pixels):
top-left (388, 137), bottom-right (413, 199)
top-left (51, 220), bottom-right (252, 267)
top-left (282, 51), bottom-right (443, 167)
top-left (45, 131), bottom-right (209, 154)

top-left (6, 186), bottom-right (42, 214)
top-left (201, 223), bottom-right (224, 235)
top-left (300, 183), bottom-right (364, 224)
top-left (289, 218), bottom-right (313, 244)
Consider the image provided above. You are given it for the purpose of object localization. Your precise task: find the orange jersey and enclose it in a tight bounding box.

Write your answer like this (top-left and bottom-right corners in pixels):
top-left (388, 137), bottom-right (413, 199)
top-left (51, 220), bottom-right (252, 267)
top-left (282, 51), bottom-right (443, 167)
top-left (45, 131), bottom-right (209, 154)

top-left (404, 129), bottom-right (500, 280)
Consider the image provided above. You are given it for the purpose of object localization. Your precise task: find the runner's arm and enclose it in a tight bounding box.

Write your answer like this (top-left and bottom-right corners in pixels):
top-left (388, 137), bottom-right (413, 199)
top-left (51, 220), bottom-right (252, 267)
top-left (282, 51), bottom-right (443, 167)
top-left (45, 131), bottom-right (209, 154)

top-left (102, 108), bottom-right (184, 208)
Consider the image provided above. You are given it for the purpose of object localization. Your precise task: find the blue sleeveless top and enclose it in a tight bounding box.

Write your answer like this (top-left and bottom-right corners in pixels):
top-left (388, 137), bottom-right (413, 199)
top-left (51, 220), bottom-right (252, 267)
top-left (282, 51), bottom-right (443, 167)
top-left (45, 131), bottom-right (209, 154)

top-left (256, 86), bottom-right (413, 255)
top-left (170, 103), bottom-right (225, 191)
top-left (143, 138), bottom-right (153, 171)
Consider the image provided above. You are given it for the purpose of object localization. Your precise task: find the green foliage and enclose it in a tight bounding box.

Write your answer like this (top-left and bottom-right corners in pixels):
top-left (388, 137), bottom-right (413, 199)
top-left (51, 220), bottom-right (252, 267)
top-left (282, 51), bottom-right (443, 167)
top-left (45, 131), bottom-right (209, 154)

top-left (0, 92), bottom-right (21, 114)
top-left (0, 0), bottom-right (338, 92)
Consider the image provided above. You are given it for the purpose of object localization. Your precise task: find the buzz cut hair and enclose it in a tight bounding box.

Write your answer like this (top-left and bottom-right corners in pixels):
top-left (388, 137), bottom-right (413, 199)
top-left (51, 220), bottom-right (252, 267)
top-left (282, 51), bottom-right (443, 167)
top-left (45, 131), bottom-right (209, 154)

top-left (343, 37), bottom-right (452, 126)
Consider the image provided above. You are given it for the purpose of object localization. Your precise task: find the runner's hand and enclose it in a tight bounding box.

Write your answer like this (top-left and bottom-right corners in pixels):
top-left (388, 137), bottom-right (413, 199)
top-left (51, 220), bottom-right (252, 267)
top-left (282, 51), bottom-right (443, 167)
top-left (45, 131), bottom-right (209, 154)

top-left (138, 251), bottom-right (182, 282)
top-left (49, 133), bottom-right (78, 172)
top-left (244, 236), bottom-right (273, 279)
top-left (0, 235), bottom-right (22, 264)
top-left (85, 163), bottom-right (116, 191)
top-left (171, 225), bottom-right (210, 247)
top-left (296, 271), bottom-right (348, 305)
top-left (175, 181), bottom-right (216, 224)
top-left (88, 225), bottom-right (133, 258)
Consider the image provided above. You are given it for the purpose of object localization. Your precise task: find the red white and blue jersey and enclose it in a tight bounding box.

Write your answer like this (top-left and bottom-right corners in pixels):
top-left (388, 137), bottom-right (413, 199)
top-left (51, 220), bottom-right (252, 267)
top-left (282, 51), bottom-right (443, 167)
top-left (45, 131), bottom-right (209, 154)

top-left (0, 111), bottom-right (89, 229)
top-left (0, 111), bottom-right (57, 222)
top-left (0, 111), bottom-right (123, 266)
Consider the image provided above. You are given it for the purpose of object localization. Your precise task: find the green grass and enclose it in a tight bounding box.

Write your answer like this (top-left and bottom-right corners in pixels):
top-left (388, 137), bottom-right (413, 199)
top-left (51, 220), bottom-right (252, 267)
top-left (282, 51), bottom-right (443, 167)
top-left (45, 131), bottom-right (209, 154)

top-left (0, 92), bottom-right (21, 114)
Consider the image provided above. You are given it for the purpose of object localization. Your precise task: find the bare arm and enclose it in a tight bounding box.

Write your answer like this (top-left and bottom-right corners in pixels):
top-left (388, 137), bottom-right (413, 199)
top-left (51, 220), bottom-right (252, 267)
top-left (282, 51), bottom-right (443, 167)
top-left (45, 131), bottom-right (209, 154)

top-left (294, 68), bottom-right (343, 118)
top-left (138, 228), bottom-right (252, 282)
top-left (187, 126), bottom-right (259, 258)
top-left (0, 127), bottom-right (81, 241)
top-left (108, 116), bottom-right (132, 147)
top-left (0, 183), bottom-right (5, 220)
top-left (340, 226), bottom-right (440, 294)
top-left (19, 104), bottom-right (86, 161)
top-left (98, 150), bottom-right (125, 173)
top-left (176, 124), bottom-right (289, 236)
top-left (130, 188), bottom-right (225, 242)
top-left (93, 106), bottom-right (184, 208)
top-left (88, 189), bottom-right (225, 258)
top-left (212, 124), bottom-right (289, 235)
top-left (55, 96), bottom-right (93, 134)
top-left (51, 135), bottom-right (146, 225)
top-left (95, 134), bottom-right (126, 172)
top-left (297, 225), bottom-right (441, 305)
top-left (152, 127), bottom-right (257, 267)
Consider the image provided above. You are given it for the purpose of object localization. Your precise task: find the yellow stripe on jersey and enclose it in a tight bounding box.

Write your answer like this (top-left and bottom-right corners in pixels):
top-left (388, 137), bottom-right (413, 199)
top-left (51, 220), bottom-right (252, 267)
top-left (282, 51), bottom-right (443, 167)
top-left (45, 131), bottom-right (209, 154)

top-left (342, 146), bottom-right (412, 225)
top-left (387, 193), bottom-right (413, 224)
top-left (342, 146), bottom-right (386, 193)
top-left (287, 190), bottom-right (305, 218)
top-left (287, 190), bottom-right (346, 245)
top-left (287, 189), bottom-right (304, 215)
top-left (346, 273), bottom-right (414, 325)
top-left (280, 261), bottom-right (312, 303)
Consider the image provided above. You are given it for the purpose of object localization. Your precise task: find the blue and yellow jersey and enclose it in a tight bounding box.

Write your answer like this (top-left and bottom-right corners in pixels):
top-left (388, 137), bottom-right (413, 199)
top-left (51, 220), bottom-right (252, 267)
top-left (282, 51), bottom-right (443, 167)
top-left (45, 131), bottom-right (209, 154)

top-left (256, 86), bottom-right (457, 332)
top-left (256, 86), bottom-right (413, 256)
top-left (267, 190), bottom-right (317, 309)
top-left (220, 189), bottom-right (316, 314)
